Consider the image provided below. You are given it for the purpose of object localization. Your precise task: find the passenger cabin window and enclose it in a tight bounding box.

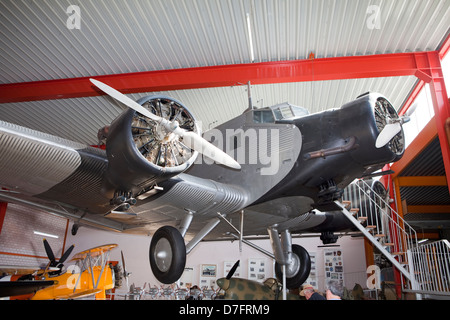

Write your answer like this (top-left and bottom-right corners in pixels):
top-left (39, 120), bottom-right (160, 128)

top-left (253, 110), bottom-right (275, 123)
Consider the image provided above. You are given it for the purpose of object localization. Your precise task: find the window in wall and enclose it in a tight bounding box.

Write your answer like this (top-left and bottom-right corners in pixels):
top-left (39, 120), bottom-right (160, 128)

top-left (403, 83), bottom-right (435, 148)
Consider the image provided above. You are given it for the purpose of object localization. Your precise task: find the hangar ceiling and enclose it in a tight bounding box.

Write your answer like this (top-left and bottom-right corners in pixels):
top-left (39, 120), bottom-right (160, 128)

top-left (0, 0), bottom-right (449, 145)
top-left (0, 0), bottom-right (449, 236)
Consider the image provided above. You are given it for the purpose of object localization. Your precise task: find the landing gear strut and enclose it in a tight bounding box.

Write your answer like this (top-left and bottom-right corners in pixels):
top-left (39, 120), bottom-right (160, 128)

top-left (269, 228), bottom-right (311, 289)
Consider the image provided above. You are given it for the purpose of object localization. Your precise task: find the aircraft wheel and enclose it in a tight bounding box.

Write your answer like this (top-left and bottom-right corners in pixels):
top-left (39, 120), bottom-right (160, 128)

top-left (149, 226), bottom-right (186, 284)
top-left (274, 244), bottom-right (311, 289)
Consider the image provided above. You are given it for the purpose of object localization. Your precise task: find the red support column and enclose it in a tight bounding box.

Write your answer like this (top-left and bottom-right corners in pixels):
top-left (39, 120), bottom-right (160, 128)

top-left (0, 201), bottom-right (7, 235)
top-left (426, 52), bottom-right (450, 193)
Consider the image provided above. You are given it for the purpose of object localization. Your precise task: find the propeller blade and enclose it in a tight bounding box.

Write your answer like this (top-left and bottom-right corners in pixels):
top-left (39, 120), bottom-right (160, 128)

top-left (90, 78), bottom-right (241, 170)
top-left (59, 244), bottom-right (75, 265)
top-left (404, 102), bottom-right (418, 117)
top-left (43, 239), bottom-right (56, 265)
top-left (177, 129), bottom-right (241, 169)
top-left (121, 250), bottom-right (128, 278)
top-left (226, 260), bottom-right (240, 279)
top-left (375, 122), bottom-right (401, 148)
top-left (90, 78), bottom-right (160, 123)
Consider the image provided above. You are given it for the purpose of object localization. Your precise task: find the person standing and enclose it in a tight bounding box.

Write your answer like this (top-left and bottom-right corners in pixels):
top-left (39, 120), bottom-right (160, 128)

top-left (326, 281), bottom-right (343, 300)
top-left (300, 284), bottom-right (326, 300)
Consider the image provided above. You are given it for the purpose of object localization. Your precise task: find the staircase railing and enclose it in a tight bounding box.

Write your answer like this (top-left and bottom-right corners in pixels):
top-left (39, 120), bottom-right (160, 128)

top-left (340, 179), bottom-right (418, 287)
top-left (406, 240), bottom-right (450, 297)
top-left (341, 179), bottom-right (450, 298)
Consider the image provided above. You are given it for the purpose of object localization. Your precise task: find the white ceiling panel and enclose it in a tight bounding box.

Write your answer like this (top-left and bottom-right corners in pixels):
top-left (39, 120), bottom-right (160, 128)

top-left (0, 0), bottom-right (448, 144)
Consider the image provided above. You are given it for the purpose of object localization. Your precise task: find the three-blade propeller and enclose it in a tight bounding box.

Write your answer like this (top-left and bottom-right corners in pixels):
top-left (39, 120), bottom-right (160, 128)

top-left (90, 79), bottom-right (241, 170)
top-left (375, 102), bottom-right (418, 149)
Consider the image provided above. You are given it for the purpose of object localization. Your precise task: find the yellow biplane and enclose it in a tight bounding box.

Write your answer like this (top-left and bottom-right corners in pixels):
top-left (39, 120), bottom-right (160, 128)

top-left (0, 240), bottom-right (119, 300)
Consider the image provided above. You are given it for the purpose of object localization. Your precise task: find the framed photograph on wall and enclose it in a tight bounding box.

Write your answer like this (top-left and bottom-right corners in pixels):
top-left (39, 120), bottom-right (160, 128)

top-left (248, 258), bottom-right (266, 282)
top-left (201, 264), bottom-right (216, 277)
top-left (200, 264), bottom-right (217, 289)
top-left (224, 261), bottom-right (241, 278)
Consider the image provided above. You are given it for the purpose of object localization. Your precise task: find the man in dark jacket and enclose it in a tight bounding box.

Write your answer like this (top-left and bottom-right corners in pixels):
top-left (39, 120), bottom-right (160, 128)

top-left (300, 284), bottom-right (326, 300)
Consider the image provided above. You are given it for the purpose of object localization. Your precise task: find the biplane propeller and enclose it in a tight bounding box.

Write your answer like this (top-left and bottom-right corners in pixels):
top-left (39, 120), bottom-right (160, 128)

top-left (121, 250), bottom-right (131, 290)
top-left (43, 239), bottom-right (75, 272)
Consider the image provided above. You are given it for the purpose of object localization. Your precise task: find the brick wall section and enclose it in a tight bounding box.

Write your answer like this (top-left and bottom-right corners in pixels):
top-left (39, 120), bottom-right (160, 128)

top-left (0, 203), bottom-right (68, 268)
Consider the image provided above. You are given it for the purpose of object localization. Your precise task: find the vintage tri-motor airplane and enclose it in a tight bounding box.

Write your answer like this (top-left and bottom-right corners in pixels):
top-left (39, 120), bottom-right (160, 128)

top-left (0, 78), bottom-right (409, 289)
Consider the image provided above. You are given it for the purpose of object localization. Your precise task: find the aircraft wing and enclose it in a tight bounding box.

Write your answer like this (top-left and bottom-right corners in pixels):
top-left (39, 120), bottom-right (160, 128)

top-left (0, 265), bottom-right (59, 275)
top-left (70, 244), bottom-right (118, 261)
top-left (0, 280), bottom-right (55, 298)
top-left (0, 119), bottom-right (251, 237)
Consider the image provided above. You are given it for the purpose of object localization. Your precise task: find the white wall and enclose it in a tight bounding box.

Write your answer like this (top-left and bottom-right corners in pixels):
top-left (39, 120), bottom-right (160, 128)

top-left (66, 221), bottom-right (368, 295)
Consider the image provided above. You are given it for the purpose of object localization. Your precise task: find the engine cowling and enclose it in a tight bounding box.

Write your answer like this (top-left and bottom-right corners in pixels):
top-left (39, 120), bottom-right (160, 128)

top-left (103, 95), bottom-right (199, 197)
top-left (339, 92), bottom-right (405, 166)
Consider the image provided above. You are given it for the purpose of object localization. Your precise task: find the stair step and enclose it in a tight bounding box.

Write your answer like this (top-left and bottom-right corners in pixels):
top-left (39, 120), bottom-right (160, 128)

top-left (366, 225), bottom-right (376, 230)
top-left (357, 216), bottom-right (368, 223)
top-left (384, 243), bottom-right (395, 247)
top-left (342, 200), bottom-right (351, 208)
top-left (392, 252), bottom-right (405, 256)
top-left (350, 208), bottom-right (359, 215)
top-left (375, 234), bottom-right (385, 238)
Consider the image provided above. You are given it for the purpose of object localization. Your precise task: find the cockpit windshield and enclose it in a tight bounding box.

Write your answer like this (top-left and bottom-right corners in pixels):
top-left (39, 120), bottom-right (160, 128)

top-left (252, 102), bottom-right (309, 123)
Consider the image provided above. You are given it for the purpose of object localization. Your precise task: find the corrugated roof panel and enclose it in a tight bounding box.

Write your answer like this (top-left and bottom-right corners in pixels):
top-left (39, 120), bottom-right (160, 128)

top-left (1, 0), bottom-right (449, 83)
top-left (400, 138), bottom-right (446, 177)
top-left (400, 186), bottom-right (450, 206)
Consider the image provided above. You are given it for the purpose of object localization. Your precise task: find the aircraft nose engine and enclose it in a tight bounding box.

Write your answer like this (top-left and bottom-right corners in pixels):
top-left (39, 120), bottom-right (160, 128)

top-left (103, 95), bottom-right (200, 196)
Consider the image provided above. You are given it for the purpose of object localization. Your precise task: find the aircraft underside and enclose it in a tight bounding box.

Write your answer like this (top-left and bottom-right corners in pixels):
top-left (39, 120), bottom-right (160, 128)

top-left (0, 82), bottom-right (407, 288)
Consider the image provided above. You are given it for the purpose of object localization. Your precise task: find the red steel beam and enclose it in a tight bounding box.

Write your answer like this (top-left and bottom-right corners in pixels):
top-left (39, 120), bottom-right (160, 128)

top-left (0, 51), bottom-right (434, 104)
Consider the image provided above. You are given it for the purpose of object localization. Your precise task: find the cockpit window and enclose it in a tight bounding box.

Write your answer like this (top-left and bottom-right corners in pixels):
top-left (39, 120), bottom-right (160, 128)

top-left (273, 103), bottom-right (309, 120)
top-left (252, 103), bottom-right (309, 123)
top-left (253, 110), bottom-right (275, 123)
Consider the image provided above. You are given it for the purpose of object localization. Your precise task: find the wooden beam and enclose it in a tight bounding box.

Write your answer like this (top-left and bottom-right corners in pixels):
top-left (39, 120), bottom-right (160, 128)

top-left (407, 205), bottom-right (450, 214)
top-left (397, 176), bottom-right (448, 187)
top-left (416, 232), bottom-right (441, 240)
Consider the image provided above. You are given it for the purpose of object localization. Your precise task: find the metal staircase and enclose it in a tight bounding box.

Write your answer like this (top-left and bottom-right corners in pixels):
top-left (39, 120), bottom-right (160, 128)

top-left (338, 179), bottom-right (450, 299)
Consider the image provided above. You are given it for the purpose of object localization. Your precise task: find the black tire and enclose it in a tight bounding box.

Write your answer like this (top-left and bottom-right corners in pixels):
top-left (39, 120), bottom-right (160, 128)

top-left (275, 244), bottom-right (311, 289)
top-left (149, 226), bottom-right (186, 284)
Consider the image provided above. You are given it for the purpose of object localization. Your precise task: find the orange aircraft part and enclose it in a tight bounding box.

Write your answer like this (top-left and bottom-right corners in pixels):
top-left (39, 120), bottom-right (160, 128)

top-left (30, 265), bottom-right (114, 300)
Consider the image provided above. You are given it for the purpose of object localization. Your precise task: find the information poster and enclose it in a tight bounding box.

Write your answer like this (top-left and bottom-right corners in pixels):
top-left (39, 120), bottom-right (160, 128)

top-left (323, 248), bottom-right (344, 287)
top-left (304, 252), bottom-right (317, 289)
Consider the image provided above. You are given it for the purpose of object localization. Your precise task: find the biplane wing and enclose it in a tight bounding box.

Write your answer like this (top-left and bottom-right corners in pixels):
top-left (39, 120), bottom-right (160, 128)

top-left (70, 244), bottom-right (118, 261)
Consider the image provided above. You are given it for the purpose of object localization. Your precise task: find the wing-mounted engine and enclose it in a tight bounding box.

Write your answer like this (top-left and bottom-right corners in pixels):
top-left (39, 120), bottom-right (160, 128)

top-left (103, 95), bottom-right (199, 205)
